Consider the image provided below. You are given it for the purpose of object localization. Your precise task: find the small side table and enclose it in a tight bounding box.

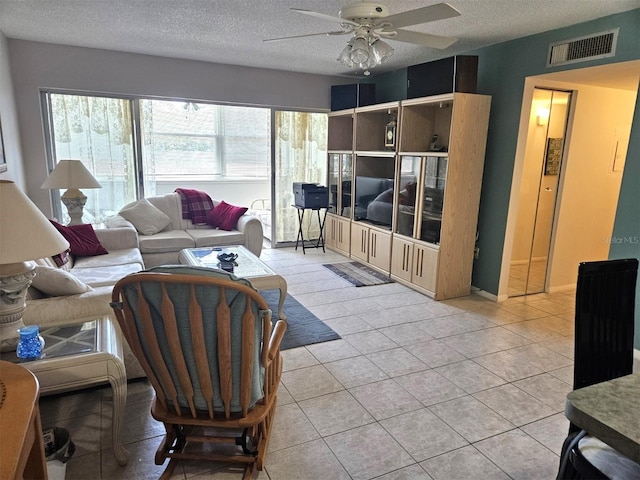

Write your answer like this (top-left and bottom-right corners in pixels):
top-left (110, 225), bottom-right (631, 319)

top-left (1, 317), bottom-right (130, 466)
top-left (0, 361), bottom-right (48, 479)
top-left (292, 205), bottom-right (327, 254)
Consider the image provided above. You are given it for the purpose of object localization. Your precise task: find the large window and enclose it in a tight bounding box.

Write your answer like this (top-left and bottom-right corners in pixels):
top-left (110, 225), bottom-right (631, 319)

top-left (44, 93), bottom-right (272, 224)
top-left (46, 94), bottom-right (137, 223)
top-left (140, 100), bottom-right (270, 194)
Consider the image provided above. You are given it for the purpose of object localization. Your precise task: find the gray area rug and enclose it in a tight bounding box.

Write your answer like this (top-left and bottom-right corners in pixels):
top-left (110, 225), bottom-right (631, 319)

top-left (322, 261), bottom-right (394, 287)
top-left (259, 290), bottom-right (340, 350)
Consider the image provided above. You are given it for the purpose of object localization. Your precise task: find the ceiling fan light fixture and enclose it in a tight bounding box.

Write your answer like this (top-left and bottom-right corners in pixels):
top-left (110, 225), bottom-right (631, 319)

top-left (349, 36), bottom-right (370, 64)
top-left (370, 38), bottom-right (394, 64)
top-left (337, 41), bottom-right (355, 67)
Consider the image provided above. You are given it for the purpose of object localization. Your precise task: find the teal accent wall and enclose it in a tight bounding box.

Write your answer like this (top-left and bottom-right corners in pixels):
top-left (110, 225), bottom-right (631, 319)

top-left (364, 68), bottom-right (407, 103)
top-left (468, 9), bottom-right (640, 295)
top-left (610, 90), bottom-right (640, 347)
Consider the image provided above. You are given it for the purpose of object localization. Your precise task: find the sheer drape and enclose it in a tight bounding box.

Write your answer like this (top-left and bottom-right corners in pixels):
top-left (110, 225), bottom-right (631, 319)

top-left (274, 111), bottom-right (328, 243)
top-left (49, 94), bottom-right (136, 223)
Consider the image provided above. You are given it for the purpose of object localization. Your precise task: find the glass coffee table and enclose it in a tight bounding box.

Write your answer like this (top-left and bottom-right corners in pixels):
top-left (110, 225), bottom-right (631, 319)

top-left (178, 245), bottom-right (288, 320)
top-left (1, 317), bottom-right (130, 466)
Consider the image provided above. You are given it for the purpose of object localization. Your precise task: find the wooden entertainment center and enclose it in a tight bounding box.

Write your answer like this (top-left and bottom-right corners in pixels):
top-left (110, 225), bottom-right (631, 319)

top-left (325, 91), bottom-right (491, 300)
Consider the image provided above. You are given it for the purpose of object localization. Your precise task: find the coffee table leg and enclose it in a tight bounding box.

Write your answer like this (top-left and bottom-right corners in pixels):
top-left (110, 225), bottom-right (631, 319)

top-left (275, 275), bottom-right (288, 321)
top-left (108, 358), bottom-right (130, 466)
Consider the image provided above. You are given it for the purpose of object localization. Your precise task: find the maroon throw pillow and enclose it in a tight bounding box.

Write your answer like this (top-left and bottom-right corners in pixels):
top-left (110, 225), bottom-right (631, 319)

top-left (206, 201), bottom-right (248, 231)
top-left (50, 220), bottom-right (108, 257)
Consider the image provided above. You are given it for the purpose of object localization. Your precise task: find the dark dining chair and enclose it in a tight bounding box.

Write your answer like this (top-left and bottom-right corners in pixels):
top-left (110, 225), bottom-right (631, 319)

top-left (556, 258), bottom-right (639, 480)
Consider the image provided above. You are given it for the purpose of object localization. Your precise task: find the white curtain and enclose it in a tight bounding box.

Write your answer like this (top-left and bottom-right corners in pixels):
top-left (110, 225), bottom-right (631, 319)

top-left (274, 111), bottom-right (328, 243)
top-left (49, 94), bottom-right (136, 223)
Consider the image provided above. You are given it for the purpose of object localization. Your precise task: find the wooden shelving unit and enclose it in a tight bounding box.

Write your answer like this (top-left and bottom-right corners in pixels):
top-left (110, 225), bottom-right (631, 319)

top-left (326, 92), bottom-right (491, 300)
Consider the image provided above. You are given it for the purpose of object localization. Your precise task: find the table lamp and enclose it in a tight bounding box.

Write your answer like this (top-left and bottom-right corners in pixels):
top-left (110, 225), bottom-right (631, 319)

top-left (0, 180), bottom-right (70, 352)
top-left (41, 159), bottom-right (101, 225)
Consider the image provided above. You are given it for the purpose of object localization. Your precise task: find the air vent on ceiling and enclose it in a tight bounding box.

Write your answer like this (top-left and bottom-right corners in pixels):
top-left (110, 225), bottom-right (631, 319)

top-left (547, 28), bottom-right (618, 67)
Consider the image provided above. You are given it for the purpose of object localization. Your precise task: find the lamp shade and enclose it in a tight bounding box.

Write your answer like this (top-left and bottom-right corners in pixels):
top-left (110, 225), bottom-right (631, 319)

top-left (41, 160), bottom-right (101, 189)
top-left (0, 180), bottom-right (70, 263)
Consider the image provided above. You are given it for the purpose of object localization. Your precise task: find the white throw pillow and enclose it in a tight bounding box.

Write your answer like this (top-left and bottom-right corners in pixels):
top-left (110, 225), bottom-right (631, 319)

top-left (31, 266), bottom-right (93, 296)
top-left (119, 198), bottom-right (171, 235)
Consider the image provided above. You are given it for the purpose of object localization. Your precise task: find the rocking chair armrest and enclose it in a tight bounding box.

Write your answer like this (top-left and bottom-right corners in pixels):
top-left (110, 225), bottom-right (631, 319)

top-left (265, 320), bottom-right (287, 365)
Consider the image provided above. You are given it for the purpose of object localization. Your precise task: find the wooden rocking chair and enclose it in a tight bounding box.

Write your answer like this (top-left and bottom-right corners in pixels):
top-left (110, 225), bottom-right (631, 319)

top-left (110, 266), bottom-right (287, 479)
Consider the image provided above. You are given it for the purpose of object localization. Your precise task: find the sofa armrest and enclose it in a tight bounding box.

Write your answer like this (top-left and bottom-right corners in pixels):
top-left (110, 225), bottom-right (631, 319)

top-left (23, 286), bottom-right (114, 327)
top-left (236, 214), bottom-right (264, 257)
top-left (98, 217), bottom-right (140, 250)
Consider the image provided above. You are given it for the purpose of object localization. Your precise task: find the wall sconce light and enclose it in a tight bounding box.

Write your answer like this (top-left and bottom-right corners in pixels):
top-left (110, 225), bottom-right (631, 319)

top-left (536, 107), bottom-right (550, 126)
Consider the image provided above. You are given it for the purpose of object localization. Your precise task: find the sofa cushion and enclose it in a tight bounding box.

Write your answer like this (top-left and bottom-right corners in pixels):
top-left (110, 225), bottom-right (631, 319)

top-left (31, 266), bottom-right (93, 296)
top-left (138, 230), bottom-right (195, 254)
top-left (146, 193), bottom-right (185, 229)
top-left (187, 229), bottom-right (245, 248)
top-left (206, 200), bottom-right (248, 231)
top-left (72, 263), bottom-right (144, 288)
top-left (73, 247), bottom-right (144, 269)
top-left (51, 221), bottom-right (108, 257)
top-left (119, 198), bottom-right (171, 235)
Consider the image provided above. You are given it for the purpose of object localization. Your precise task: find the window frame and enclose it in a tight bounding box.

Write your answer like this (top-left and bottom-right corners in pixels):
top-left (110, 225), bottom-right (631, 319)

top-left (41, 90), bottom-right (280, 221)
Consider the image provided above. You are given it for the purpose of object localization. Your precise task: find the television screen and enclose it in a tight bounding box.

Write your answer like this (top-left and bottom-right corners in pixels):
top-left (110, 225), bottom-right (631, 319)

top-left (354, 176), bottom-right (394, 228)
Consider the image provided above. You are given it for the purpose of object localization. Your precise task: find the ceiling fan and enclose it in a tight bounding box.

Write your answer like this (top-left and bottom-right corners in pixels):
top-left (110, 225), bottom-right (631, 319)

top-left (264, 2), bottom-right (461, 74)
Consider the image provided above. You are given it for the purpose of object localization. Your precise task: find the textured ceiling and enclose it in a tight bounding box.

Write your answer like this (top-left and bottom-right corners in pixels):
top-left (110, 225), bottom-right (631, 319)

top-left (0, 0), bottom-right (638, 79)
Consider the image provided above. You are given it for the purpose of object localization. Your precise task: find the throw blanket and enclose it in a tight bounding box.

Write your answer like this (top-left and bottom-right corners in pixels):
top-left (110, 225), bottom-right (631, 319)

top-left (175, 188), bottom-right (214, 224)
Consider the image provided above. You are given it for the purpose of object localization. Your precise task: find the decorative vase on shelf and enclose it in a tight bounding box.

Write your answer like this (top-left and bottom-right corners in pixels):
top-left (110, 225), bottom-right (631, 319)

top-left (16, 325), bottom-right (45, 359)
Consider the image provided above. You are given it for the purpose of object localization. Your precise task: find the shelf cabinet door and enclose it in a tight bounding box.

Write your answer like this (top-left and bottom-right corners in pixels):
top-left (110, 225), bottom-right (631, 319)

top-left (327, 215), bottom-right (351, 254)
top-left (411, 244), bottom-right (439, 293)
top-left (328, 153), bottom-right (353, 218)
top-left (328, 153), bottom-right (340, 215)
top-left (326, 215), bottom-right (338, 249)
top-left (350, 222), bottom-right (369, 262)
top-left (391, 236), bottom-right (413, 282)
top-left (369, 229), bottom-right (391, 271)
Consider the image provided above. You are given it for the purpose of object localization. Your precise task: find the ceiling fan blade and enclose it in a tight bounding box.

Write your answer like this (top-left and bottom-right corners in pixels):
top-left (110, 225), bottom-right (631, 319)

top-left (387, 29), bottom-right (457, 49)
top-left (380, 2), bottom-right (461, 29)
top-left (264, 30), bottom-right (351, 43)
top-left (291, 8), bottom-right (359, 27)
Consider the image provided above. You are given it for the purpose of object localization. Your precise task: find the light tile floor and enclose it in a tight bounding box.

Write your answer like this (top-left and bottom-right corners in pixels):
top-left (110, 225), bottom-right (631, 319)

top-left (40, 246), bottom-right (580, 479)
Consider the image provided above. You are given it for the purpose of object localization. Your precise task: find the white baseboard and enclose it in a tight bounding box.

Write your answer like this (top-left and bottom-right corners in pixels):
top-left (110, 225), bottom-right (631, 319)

top-left (635, 349), bottom-right (640, 374)
top-left (472, 288), bottom-right (499, 302)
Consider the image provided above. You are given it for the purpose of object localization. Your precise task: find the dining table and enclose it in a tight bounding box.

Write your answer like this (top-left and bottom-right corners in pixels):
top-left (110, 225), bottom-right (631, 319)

top-left (565, 373), bottom-right (640, 464)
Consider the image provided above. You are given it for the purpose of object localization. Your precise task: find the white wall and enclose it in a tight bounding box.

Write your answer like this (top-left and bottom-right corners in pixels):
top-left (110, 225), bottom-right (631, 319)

top-left (7, 39), bottom-right (349, 216)
top-left (549, 82), bottom-right (636, 289)
top-left (0, 32), bottom-right (25, 186)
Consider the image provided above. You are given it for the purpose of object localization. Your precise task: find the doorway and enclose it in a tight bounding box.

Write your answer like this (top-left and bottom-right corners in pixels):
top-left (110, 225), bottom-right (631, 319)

top-left (500, 61), bottom-right (639, 301)
top-left (508, 88), bottom-right (572, 297)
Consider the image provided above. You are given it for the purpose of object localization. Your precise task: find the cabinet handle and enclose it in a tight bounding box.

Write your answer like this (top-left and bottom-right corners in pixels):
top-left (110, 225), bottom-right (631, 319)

top-left (404, 244), bottom-right (409, 271)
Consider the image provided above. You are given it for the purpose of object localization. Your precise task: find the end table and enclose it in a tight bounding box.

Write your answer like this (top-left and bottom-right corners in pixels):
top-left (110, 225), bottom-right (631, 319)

top-left (1, 316), bottom-right (130, 465)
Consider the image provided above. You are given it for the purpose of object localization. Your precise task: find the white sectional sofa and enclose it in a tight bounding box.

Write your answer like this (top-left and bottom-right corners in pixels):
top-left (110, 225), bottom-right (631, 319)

top-left (107, 192), bottom-right (264, 268)
top-left (23, 194), bottom-right (264, 379)
top-left (23, 223), bottom-right (147, 378)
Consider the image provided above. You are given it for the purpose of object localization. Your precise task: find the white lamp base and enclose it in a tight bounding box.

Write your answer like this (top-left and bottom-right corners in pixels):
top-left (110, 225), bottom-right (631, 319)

top-left (0, 262), bottom-right (35, 352)
top-left (61, 188), bottom-right (87, 225)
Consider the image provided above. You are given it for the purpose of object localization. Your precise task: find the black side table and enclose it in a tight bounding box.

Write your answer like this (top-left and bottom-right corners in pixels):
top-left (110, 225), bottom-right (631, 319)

top-left (292, 205), bottom-right (327, 254)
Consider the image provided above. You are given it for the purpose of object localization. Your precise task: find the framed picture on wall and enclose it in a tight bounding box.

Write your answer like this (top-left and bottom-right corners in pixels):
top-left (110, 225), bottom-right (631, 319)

top-left (544, 137), bottom-right (562, 175)
top-left (0, 117), bottom-right (6, 173)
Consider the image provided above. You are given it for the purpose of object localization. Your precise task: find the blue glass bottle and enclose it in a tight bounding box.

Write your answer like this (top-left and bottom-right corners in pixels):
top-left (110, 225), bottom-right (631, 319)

top-left (17, 325), bottom-right (45, 359)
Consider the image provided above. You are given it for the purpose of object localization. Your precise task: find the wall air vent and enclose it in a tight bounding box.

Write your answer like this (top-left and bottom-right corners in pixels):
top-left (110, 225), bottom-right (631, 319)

top-left (547, 28), bottom-right (618, 67)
